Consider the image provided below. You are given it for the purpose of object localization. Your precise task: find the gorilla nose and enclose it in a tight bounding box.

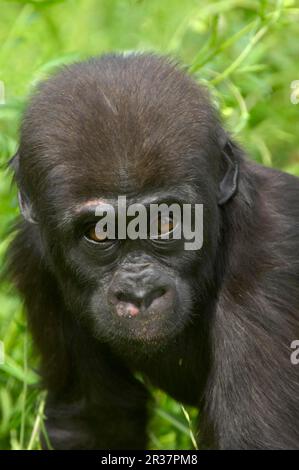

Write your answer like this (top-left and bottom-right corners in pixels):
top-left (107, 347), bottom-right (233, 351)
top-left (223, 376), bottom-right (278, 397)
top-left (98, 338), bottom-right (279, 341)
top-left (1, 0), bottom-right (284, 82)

top-left (108, 280), bottom-right (173, 319)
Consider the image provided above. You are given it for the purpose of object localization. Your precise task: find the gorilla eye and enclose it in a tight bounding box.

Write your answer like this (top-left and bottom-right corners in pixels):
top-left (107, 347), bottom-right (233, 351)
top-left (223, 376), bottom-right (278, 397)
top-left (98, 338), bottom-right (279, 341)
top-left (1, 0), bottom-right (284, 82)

top-left (85, 224), bottom-right (109, 243)
top-left (158, 216), bottom-right (174, 237)
top-left (149, 214), bottom-right (179, 241)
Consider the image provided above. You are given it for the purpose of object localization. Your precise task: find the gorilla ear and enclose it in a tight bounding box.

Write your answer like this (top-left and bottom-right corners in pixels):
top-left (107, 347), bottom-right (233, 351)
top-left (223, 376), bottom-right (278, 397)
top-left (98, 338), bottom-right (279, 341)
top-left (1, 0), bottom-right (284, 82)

top-left (217, 140), bottom-right (239, 206)
top-left (9, 151), bottom-right (37, 224)
top-left (17, 191), bottom-right (38, 224)
top-left (8, 150), bottom-right (20, 174)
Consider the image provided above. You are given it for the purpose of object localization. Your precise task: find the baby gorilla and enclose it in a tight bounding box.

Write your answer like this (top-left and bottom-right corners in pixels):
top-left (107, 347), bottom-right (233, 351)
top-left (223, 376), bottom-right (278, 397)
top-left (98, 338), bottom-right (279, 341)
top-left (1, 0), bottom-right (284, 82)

top-left (8, 53), bottom-right (299, 449)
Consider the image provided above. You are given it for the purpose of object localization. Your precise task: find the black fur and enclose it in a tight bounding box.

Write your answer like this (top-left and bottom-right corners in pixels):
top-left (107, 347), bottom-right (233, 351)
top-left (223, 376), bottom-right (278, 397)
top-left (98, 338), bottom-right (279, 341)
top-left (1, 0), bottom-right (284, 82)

top-left (7, 53), bottom-right (299, 449)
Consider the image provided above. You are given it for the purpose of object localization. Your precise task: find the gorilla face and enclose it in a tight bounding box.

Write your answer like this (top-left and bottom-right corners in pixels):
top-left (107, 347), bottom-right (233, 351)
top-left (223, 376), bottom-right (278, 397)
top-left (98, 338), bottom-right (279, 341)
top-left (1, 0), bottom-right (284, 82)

top-left (44, 185), bottom-right (217, 348)
top-left (13, 54), bottom-right (234, 348)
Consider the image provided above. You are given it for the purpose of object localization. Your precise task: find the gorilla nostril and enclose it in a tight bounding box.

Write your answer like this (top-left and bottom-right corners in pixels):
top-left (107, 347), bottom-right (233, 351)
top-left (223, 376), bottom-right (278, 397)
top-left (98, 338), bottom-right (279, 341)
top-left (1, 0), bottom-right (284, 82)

top-left (115, 291), bottom-right (142, 307)
top-left (144, 287), bottom-right (167, 309)
top-left (109, 290), bottom-right (142, 318)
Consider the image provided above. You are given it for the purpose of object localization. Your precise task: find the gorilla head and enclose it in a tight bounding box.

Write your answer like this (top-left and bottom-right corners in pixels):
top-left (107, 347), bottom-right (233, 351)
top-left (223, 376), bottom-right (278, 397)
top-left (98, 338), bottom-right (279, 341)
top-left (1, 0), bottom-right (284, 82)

top-left (12, 54), bottom-right (238, 349)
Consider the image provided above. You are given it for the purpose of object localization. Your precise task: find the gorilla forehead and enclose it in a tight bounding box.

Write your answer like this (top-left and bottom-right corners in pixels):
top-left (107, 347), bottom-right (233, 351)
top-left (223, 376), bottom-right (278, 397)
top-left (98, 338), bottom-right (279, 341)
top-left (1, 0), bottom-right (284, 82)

top-left (19, 53), bottom-right (221, 197)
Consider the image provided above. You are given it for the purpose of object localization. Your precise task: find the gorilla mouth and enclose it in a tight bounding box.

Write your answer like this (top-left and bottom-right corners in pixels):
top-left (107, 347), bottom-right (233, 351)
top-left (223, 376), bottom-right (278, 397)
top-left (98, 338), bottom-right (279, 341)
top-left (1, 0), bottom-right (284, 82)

top-left (112, 304), bottom-right (188, 346)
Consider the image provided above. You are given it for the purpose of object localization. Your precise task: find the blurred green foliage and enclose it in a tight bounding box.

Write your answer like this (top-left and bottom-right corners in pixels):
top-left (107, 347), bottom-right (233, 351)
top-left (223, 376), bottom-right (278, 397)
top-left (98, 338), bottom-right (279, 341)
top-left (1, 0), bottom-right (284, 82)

top-left (0, 0), bottom-right (298, 450)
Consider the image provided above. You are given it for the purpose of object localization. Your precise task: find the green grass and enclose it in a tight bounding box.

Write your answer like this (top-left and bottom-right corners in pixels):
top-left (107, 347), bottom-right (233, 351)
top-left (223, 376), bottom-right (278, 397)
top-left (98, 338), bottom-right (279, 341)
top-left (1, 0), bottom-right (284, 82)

top-left (0, 0), bottom-right (299, 450)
